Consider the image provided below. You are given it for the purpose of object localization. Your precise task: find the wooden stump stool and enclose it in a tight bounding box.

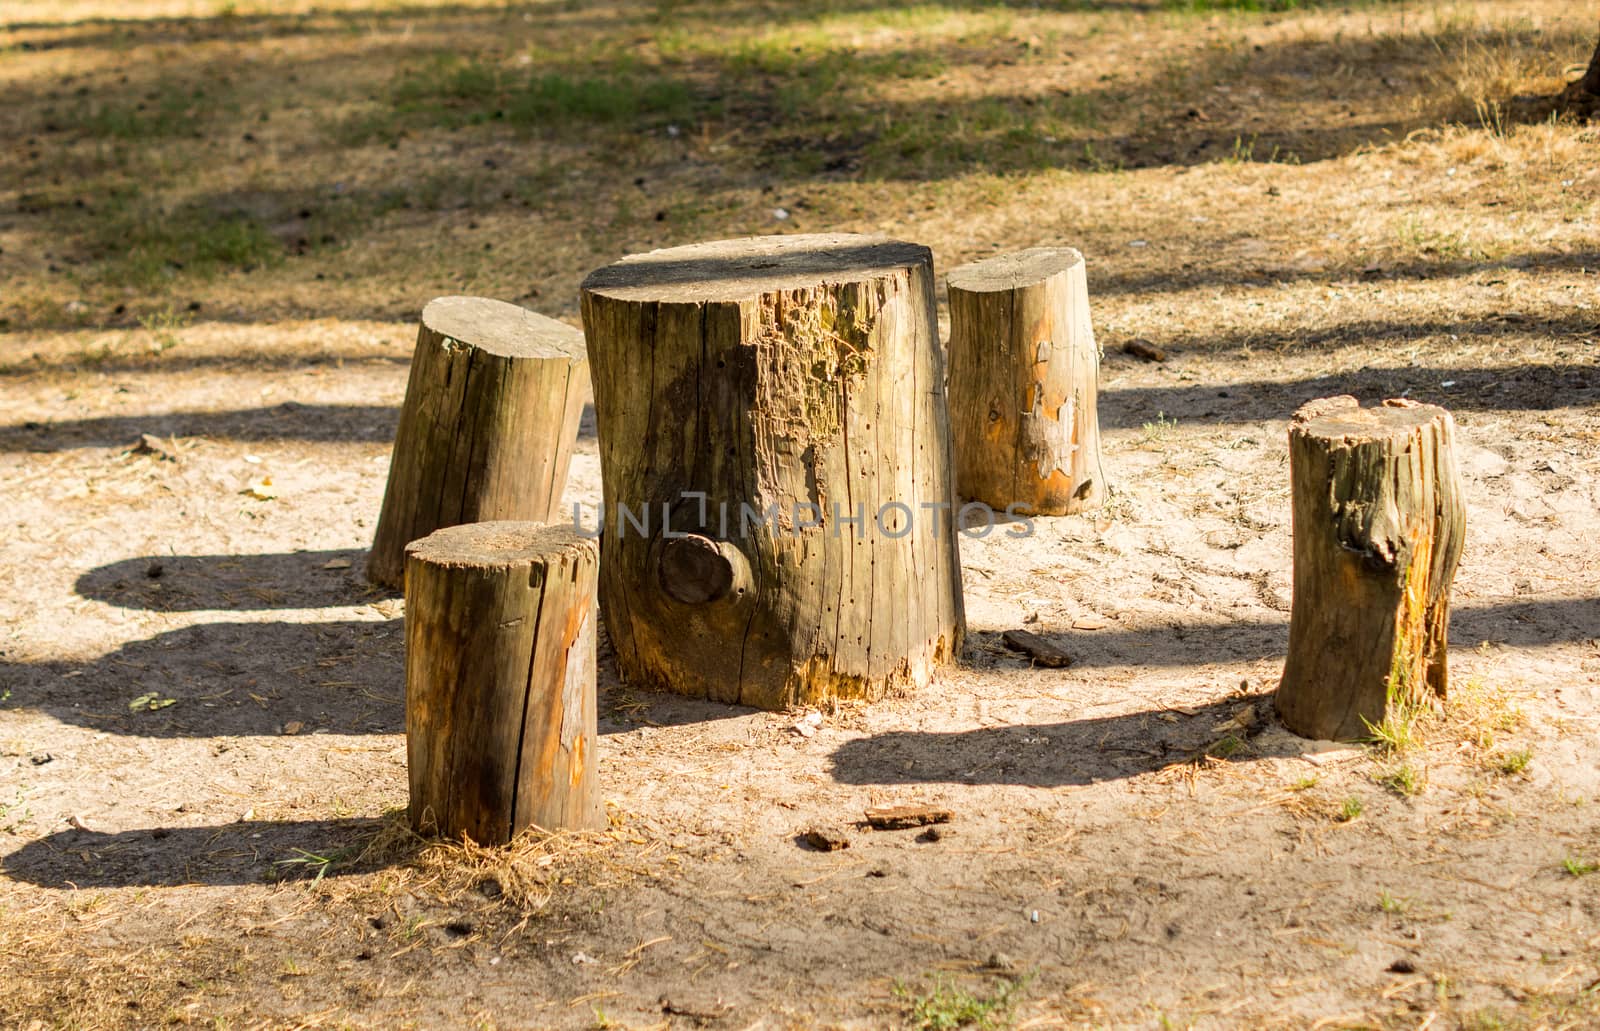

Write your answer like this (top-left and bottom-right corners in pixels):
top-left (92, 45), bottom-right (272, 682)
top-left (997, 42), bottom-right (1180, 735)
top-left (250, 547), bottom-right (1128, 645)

top-left (947, 247), bottom-right (1106, 515)
top-left (580, 234), bottom-right (965, 710)
top-left (405, 521), bottom-right (599, 843)
top-left (367, 297), bottom-right (588, 589)
top-left (1276, 397), bottom-right (1466, 741)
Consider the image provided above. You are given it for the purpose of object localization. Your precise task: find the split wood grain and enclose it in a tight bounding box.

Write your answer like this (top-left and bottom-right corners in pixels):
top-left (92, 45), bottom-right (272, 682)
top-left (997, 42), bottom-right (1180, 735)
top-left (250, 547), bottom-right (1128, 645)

top-left (405, 521), bottom-right (599, 843)
top-left (368, 296), bottom-right (587, 588)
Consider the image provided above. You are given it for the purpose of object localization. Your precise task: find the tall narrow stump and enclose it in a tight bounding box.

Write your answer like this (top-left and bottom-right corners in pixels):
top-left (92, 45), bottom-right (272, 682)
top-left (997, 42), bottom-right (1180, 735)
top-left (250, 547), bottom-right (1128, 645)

top-left (368, 296), bottom-right (588, 589)
top-left (1276, 397), bottom-right (1466, 741)
top-left (947, 247), bottom-right (1105, 515)
top-left (405, 521), bottom-right (599, 843)
top-left (581, 234), bottom-right (965, 710)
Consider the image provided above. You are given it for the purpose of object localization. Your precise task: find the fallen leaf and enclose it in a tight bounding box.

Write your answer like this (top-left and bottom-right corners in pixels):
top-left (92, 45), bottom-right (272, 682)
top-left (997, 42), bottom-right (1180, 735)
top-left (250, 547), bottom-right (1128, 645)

top-left (242, 477), bottom-right (277, 500)
top-left (128, 433), bottom-right (179, 462)
top-left (282, 721), bottom-right (304, 735)
top-left (1071, 614), bottom-right (1109, 630)
top-left (1212, 703), bottom-right (1259, 735)
top-left (322, 558), bottom-right (352, 570)
top-left (1301, 747), bottom-right (1363, 767)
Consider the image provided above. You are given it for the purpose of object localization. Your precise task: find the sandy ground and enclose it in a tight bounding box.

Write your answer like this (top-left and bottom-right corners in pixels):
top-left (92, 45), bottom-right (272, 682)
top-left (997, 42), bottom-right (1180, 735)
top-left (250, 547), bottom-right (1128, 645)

top-left (1, 280), bottom-right (1597, 1027)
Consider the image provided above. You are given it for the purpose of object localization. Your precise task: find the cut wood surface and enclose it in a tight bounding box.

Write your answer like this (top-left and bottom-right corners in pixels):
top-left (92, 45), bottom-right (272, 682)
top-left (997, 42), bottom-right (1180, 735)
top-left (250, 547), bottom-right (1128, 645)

top-left (947, 247), bottom-right (1106, 515)
top-left (1276, 397), bottom-right (1466, 742)
top-left (404, 521), bottom-right (599, 843)
top-left (864, 804), bottom-right (954, 830)
top-left (802, 826), bottom-right (852, 851)
top-left (581, 234), bottom-right (965, 710)
top-left (367, 296), bottom-right (588, 588)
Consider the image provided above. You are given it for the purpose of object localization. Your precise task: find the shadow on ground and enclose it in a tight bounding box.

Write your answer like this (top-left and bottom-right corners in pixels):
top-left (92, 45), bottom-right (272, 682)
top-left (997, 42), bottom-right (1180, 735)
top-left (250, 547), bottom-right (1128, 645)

top-left (2, 400), bottom-right (594, 448)
top-left (76, 549), bottom-right (374, 611)
top-left (826, 692), bottom-right (1279, 788)
top-left (2, 619), bottom-right (406, 737)
top-left (1098, 356), bottom-right (1600, 430)
top-left (0, 403), bottom-right (399, 451)
top-left (11, 560), bottom-right (1590, 737)
top-left (964, 596), bottom-right (1598, 671)
top-left (1, 816), bottom-right (391, 888)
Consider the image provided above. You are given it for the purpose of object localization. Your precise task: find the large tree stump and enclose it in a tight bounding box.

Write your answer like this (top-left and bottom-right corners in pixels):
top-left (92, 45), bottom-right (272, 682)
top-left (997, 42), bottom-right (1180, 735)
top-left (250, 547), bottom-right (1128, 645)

top-left (946, 247), bottom-right (1105, 515)
top-left (1276, 397), bottom-right (1466, 742)
top-left (367, 296), bottom-right (588, 589)
top-left (405, 521), bottom-right (599, 843)
top-left (580, 234), bottom-right (965, 710)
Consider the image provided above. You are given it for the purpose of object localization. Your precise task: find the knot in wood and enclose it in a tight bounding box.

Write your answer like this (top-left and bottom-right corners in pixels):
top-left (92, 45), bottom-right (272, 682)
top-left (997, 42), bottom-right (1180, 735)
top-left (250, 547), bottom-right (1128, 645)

top-left (659, 534), bottom-right (739, 605)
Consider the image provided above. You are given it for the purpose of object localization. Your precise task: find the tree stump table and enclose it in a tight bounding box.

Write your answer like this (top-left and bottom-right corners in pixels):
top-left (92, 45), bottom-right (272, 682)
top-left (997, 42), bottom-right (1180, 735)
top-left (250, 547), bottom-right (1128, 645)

top-left (1276, 397), bottom-right (1466, 741)
top-left (405, 521), bottom-right (599, 843)
top-left (946, 247), bottom-right (1106, 515)
top-left (580, 234), bottom-right (965, 710)
top-left (367, 296), bottom-right (588, 589)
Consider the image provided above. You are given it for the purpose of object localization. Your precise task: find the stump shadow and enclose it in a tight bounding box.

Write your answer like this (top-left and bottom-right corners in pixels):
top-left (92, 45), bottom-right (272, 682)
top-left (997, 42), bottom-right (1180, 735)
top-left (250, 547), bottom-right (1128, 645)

top-left (1, 816), bottom-right (393, 889)
top-left (826, 694), bottom-right (1279, 788)
top-left (830, 595), bottom-right (1597, 787)
top-left (2, 619), bottom-right (404, 738)
top-left (77, 549), bottom-right (374, 612)
top-left (962, 596), bottom-right (1596, 671)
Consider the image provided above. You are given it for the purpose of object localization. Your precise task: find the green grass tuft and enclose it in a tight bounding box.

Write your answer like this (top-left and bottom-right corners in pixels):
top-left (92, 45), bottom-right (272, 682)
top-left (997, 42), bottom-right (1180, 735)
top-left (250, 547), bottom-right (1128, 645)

top-left (1562, 855), bottom-right (1598, 878)
top-left (1380, 763), bottom-right (1423, 796)
top-left (896, 975), bottom-right (1025, 1030)
top-left (1494, 747), bottom-right (1533, 775)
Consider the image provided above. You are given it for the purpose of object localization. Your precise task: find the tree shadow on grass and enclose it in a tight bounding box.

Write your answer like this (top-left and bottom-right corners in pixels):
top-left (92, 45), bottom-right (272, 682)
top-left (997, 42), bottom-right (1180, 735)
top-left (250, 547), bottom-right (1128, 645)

top-left (5, 2), bottom-right (1586, 335)
top-left (1090, 248), bottom-right (1600, 300)
top-left (1, 816), bottom-right (394, 889)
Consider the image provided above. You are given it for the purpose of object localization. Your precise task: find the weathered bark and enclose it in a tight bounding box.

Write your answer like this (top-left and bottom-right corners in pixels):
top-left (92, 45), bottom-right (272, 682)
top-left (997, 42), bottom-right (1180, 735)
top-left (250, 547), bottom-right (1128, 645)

top-left (580, 233), bottom-right (965, 710)
top-left (367, 296), bottom-right (588, 589)
top-left (1276, 397), bottom-right (1466, 742)
top-left (946, 247), bottom-right (1105, 515)
top-left (404, 521), bottom-right (599, 843)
